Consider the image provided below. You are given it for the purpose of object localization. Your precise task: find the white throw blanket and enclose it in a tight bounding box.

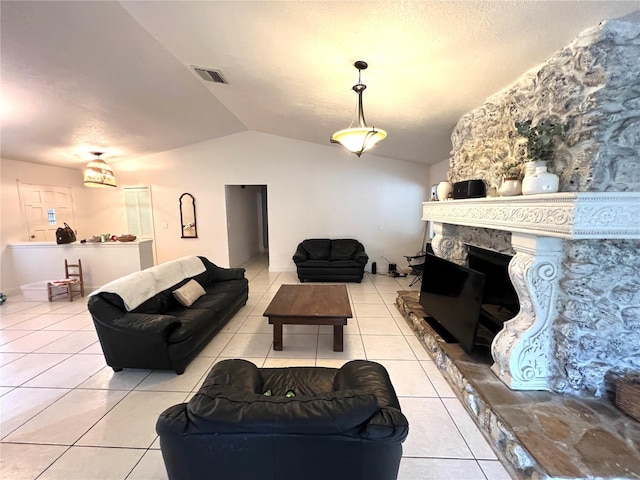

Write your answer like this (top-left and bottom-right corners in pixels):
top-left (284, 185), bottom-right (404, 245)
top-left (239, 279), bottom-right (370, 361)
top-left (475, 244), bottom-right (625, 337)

top-left (90, 255), bottom-right (206, 311)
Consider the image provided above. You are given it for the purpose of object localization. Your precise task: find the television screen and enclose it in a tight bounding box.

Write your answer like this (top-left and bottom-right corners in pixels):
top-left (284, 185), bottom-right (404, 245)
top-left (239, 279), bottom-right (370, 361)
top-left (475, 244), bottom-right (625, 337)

top-left (419, 253), bottom-right (485, 351)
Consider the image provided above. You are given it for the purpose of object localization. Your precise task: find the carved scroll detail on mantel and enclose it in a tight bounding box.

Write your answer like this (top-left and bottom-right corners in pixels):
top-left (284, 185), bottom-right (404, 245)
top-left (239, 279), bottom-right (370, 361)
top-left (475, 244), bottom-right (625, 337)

top-left (491, 235), bottom-right (562, 390)
top-left (423, 193), bottom-right (640, 239)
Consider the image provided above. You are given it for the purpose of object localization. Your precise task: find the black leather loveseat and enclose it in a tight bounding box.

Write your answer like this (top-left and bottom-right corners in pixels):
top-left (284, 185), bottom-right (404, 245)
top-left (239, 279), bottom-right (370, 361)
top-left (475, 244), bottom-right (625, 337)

top-left (157, 359), bottom-right (409, 480)
top-left (293, 238), bottom-right (368, 282)
top-left (88, 256), bottom-right (248, 374)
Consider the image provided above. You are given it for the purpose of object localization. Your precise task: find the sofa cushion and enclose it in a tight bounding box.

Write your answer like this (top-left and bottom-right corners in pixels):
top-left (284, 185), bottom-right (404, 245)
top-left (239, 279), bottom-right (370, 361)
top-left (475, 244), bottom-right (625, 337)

top-left (167, 306), bottom-right (216, 343)
top-left (329, 260), bottom-right (362, 268)
top-left (260, 367), bottom-right (337, 396)
top-left (132, 288), bottom-right (178, 314)
top-left (301, 239), bottom-right (331, 260)
top-left (296, 260), bottom-right (331, 268)
top-left (329, 239), bottom-right (359, 260)
top-left (187, 388), bottom-right (379, 435)
top-left (112, 313), bottom-right (182, 339)
top-left (173, 279), bottom-right (206, 307)
top-left (167, 280), bottom-right (248, 343)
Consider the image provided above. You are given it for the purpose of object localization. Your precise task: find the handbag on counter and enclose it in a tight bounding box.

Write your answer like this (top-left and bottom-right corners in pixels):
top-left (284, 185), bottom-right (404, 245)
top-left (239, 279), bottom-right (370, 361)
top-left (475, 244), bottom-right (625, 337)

top-left (55, 223), bottom-right (77, 244)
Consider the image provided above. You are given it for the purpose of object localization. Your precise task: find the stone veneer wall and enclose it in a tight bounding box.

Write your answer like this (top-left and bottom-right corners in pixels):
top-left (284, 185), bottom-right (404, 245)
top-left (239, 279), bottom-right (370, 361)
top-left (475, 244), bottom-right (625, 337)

top-left (448, 19), bottom-right (640, 192)
top-left (555, 239), bottom-right (640, 395)
top-left (442, 19), bottom-right (640, 396)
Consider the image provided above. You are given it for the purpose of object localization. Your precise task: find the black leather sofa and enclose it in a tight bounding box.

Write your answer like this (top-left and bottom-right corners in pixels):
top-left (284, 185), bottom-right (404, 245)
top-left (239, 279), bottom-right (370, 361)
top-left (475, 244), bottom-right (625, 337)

top-left (157, 359), bottom-right (409, 480)
top-left (87, 256), bottom-right (248, 374)
top-left (293, 238), bottom-right (368, 282)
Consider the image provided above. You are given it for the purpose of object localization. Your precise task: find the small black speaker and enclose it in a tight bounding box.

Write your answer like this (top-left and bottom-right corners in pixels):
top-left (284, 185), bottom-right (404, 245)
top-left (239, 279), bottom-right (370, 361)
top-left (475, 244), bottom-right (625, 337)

top-left (452, 180), bottom-right (486, 199)
top-left (371, 262), bottom-right (377, 274)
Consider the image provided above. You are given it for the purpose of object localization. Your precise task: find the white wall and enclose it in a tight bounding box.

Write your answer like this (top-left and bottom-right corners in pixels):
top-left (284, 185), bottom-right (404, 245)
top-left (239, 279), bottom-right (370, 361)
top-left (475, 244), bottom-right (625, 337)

top-left (0, 158), bottom-right (92, 291)
top-left (1, 131), bottom-right (430, 290)
top-left (429, 158), bottom-right (450, 184)
top-left (94, 131), bottom-right (430, 272)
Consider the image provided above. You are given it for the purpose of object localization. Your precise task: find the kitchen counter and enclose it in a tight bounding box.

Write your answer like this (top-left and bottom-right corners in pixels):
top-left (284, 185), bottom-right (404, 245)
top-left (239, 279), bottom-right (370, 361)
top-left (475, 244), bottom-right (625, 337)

top-left (8, 239), bottom-right (154, 292)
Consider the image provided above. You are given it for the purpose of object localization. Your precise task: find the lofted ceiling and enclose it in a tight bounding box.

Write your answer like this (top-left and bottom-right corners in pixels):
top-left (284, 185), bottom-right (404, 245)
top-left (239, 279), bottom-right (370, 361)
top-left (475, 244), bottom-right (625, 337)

top-left (1, 1), bottom-right (639, 169)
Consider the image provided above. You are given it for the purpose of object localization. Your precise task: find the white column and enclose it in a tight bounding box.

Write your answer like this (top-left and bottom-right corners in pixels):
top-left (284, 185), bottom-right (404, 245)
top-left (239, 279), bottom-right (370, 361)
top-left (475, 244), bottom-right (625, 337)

top-left (491, 233), bottom-right (563, 390)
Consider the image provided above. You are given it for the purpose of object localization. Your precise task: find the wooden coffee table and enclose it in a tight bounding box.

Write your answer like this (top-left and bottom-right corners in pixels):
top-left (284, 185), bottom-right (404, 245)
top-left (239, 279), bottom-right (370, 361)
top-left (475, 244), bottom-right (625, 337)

top-left (263, 284), bottom-right (352, 352)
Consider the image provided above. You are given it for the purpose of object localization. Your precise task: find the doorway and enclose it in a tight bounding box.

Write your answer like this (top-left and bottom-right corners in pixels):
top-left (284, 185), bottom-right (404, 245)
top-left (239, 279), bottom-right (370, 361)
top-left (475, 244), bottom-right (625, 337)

top-left (225, 185), bottom-right (269, 267)
top-left (123, 186), bottom-right (157, 263)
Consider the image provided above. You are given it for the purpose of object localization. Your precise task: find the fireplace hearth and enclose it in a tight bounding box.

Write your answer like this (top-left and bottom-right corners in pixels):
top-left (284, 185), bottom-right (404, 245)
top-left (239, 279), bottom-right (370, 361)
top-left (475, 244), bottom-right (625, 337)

top-left (396, 290), bottom-right (640, 480)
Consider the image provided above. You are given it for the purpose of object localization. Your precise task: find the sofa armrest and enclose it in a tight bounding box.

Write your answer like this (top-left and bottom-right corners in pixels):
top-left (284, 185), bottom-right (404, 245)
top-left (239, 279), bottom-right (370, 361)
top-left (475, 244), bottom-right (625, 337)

top-left (214, 267), bottom-right (246, 281)
top-left (333, 360), bottom-right (400, 410)
top-left (199, 358), bottom-right (262, 392)
top-left (156, 403), bottom-right (188, 436)
top-left (354, 250), bottom-right (369, 265)
top-left (90, 294), bottom-right (181, 340)
top-left (334, 360), bottom-right (408, 442)
top-left (292, 244), bottom-right (308, 264)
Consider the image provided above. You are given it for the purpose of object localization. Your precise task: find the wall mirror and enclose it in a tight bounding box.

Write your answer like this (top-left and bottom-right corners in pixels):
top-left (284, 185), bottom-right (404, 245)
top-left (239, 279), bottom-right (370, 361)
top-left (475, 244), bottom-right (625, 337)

top-left (179, 193), bottom-right (198, 238)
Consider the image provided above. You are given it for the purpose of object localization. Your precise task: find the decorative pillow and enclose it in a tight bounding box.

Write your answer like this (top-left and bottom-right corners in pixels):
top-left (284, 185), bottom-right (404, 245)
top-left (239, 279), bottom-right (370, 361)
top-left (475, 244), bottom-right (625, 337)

top-left (173, 279), bottom-right (206, 307)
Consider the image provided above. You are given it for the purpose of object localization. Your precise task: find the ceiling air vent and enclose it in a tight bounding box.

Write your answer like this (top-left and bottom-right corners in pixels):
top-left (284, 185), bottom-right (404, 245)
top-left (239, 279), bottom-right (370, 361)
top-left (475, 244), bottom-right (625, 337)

top-left (192, 66), bottom-right (229, 84)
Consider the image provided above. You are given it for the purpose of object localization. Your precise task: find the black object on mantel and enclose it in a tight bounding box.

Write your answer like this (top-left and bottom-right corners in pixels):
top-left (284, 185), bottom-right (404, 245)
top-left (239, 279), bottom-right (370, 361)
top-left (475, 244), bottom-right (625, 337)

top-left (452, 180), bottom-right (486, 199)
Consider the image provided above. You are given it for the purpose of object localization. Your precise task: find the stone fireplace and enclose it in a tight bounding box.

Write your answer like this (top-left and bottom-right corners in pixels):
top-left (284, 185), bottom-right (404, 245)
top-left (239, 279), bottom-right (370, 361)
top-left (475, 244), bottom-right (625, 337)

top-left (423, 193), bottom-right (640, 396)
top-left (422, 17), bottom-right (640, 398)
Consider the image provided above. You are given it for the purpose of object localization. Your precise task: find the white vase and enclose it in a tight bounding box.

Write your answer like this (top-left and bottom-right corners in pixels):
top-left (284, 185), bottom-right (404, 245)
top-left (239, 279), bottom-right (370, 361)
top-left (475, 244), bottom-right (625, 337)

top-left (524, 160), bottom-right (540, 176)
top-left (522, 163), bottom-right (559, 195)
top-left (498, 178), bottom-right (522, 196)
top-left (436, 181), bottom-right (453, 201)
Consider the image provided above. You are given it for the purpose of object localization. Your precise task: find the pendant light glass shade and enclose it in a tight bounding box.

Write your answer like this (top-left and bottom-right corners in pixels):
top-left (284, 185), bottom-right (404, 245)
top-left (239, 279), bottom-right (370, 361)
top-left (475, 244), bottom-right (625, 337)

top-left (331, 127), bottom-right (386, 155)
top-left (84, 152), bottom-right (116, 188)
top-left (331, 61), bottom-right (387, 156)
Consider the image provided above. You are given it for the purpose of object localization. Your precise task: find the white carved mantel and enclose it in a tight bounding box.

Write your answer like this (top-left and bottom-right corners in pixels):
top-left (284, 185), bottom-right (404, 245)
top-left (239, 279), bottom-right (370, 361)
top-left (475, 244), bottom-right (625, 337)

top-left (422, 192), bottom-right (640, 391)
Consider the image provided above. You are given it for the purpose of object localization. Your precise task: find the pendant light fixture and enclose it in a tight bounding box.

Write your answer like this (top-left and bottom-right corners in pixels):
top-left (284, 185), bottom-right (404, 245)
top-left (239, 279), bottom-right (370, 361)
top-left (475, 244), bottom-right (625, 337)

top-left (83, 152), bottom-right (117, 188)
top-left (330, 61), bottom-right (387, 156)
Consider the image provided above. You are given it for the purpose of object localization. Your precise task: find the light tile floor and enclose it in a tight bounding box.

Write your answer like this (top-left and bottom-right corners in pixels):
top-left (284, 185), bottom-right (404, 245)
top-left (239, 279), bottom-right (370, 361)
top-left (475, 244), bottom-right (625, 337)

top-left (0, 256), bottom-right (513, 480)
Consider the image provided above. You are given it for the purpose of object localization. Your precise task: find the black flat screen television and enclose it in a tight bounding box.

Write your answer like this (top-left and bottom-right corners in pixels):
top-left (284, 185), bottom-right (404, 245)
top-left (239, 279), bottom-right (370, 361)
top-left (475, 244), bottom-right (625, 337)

top-left (419, 253), bottom-right (485, 351)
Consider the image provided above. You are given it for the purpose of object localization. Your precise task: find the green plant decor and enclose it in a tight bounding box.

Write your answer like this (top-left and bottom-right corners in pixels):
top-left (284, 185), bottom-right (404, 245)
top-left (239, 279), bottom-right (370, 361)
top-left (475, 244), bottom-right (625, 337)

top-left (515, 119), bottom-right (567, 163)
top-left (499, 159), bottom-right (525, 180)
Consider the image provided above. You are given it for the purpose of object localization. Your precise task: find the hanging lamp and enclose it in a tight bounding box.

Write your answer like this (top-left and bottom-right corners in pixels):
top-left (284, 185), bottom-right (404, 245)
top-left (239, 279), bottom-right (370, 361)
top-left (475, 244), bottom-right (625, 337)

top-left (83, 152), bottom-right (117, 188)
top-left (330, 60), bottom-right (387, 156)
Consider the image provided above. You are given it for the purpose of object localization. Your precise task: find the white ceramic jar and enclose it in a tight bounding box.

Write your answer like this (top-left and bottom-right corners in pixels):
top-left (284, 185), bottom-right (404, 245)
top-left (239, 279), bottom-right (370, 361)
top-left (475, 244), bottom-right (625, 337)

top-left (437, 181), bottom-right (453, 201)
top-left (498, 178), bottom-right (522, 196)
top-left (522, 163), bottom-right (559, 195)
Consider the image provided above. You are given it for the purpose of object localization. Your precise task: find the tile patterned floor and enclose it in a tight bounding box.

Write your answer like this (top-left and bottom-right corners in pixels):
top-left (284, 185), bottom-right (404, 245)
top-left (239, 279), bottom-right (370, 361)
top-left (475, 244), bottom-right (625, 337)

top-left (0, 256), bottom-right (513, 480)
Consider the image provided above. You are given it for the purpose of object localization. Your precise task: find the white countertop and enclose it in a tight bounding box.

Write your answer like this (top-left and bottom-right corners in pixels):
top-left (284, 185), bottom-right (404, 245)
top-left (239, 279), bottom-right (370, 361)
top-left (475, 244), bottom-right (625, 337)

top-left (9, 239), bottom-right (153, 247)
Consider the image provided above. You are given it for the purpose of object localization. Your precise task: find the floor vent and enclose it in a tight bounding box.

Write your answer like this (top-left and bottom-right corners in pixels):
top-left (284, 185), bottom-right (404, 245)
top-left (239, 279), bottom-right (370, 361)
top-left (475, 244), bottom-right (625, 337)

top-left (192, 66), bottom-right (229, 84)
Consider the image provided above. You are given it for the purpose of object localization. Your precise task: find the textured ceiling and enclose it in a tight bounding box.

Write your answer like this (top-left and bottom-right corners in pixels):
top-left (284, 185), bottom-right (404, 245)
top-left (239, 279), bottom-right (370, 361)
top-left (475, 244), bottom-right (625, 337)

top-left (1, 1), bottom-right (639, 168)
